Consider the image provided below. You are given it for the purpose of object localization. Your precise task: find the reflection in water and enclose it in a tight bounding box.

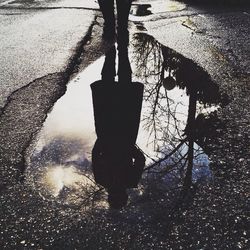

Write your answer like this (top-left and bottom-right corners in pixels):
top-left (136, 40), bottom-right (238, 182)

top-left (152, 0), bottom-right (186, 13)
top-left (130, 4), bottom-right (152, 16)
top-left (91, 45), bottom-right (145, 208)
top-left (130, 0), bottom-right (186, 17)
top-left (132, 33), bottom-right (226, 190)
top-left (42, 165), bottom-right (92, 197)
top-left (26, 32), bottom-right (227, 206)
top-left (30, 137), bottom-right (94, 200)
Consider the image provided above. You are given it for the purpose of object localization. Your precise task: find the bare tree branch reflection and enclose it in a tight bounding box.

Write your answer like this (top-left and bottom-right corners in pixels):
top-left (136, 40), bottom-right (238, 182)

top-left (132, 33), bottom-right (227, 191)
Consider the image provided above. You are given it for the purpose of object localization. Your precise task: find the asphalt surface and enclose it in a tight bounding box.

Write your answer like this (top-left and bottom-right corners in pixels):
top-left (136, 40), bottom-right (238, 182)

top-left (0, 0), bottom-right (96, 109)
top-left (0, 0), bottom-right (249, 249)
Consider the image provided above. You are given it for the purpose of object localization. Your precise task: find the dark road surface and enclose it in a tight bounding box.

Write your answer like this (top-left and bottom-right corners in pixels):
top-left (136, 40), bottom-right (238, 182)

top-left (0, 0), bottom-right (249, 249)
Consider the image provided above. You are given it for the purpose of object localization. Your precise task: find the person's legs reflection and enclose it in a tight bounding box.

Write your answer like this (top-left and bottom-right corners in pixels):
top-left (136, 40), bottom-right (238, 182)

top-left (118, 46), bottom-right (132, 84)
top-left (101, 45), bottom-right (116, 82)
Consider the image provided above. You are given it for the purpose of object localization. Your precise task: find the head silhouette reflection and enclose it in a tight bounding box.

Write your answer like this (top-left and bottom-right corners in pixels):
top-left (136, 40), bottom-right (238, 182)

top-left (91, 45), bottom-right (145, 209)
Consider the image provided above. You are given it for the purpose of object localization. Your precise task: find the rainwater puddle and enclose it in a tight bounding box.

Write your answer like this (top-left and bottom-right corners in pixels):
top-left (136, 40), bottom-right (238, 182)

top-left (26, 32), bottom-right (224, 205)
top-left (130, 4), bottom-right (152, 16)
top-left (130, 0), bottom-right (186, 17)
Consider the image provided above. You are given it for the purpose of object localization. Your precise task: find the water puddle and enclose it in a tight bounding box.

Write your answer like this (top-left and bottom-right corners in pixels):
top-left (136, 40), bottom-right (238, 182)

top-left (130, 4), bottom-right (152, 16)
top-left (130, 0), bottom-right (186, 17)
top-left (26, 32), bottom-right (225, 205)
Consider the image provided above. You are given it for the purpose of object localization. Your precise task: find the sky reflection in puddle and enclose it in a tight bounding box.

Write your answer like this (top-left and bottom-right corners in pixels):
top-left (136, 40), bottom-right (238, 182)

top-left (41, 165), bottom-right (92, 197)
top-left (26, 33), bottom-right (224, 203)
top-left (26, 59), bottom-right (102, 200)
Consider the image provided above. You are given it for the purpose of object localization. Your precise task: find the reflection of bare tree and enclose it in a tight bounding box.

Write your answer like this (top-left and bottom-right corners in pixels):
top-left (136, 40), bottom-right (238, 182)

top-left (132, 34), bottom-right (181, 150)
top-left (132, 33), bottom-right (226, 190)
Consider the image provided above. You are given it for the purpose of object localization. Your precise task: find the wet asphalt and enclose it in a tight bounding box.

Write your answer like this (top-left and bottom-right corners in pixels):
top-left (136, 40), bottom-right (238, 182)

top-left (0, 0), bottom-right (250, 249)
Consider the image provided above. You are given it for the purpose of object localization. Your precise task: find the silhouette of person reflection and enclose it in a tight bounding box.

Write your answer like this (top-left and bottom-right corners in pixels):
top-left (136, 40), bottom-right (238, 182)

top-left (91, 45), bottom-right (145, 209)
top-left (97, 0), bottom-right (132, 47)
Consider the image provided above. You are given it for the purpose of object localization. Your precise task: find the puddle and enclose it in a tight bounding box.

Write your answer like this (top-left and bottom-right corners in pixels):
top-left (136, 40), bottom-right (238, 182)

top-left (130, 0), bottom-right (186, 17)
top-left (130, 4), bottom-right (152, 16)
top-left (26, 32), bottom-right (225, 205)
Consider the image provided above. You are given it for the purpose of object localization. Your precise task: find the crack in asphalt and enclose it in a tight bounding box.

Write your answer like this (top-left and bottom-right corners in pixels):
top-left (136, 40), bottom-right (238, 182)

top-left (0, 72), bottom-right (67, 186)
top-left (0, 16), bottom-right (97, 116)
